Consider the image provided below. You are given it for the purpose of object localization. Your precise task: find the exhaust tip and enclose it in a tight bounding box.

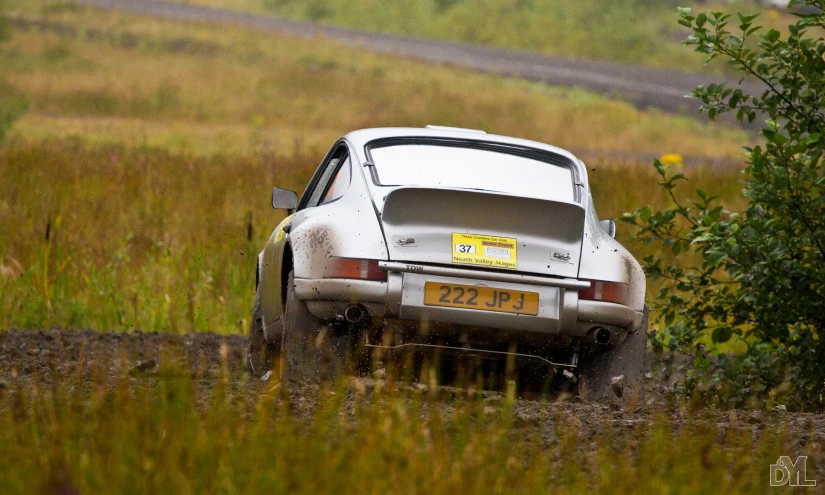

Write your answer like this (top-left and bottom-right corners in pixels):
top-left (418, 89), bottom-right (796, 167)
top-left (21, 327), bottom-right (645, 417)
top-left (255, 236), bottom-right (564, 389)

top-left (345, 304), bottom-right (367, 324)
top-left (594, 327), bottom-right (611, 345)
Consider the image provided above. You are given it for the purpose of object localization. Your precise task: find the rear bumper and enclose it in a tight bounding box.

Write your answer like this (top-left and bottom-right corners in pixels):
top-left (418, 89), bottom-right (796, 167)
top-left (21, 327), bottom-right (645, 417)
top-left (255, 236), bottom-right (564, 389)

top-left (395, 272), bottom-right (577, 334)
top-left (294, 263), bottom-right (642, 336)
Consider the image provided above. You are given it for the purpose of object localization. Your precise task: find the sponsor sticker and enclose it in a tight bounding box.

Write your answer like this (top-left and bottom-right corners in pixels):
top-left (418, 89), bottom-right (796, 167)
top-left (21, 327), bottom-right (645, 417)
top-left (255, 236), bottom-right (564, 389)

top-left (452, 233), bottom-right (517, 269)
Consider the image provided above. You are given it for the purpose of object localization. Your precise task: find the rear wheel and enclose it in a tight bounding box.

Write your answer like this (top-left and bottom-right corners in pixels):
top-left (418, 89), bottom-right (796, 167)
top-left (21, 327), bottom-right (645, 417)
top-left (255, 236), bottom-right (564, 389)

top-left (246, 284), bottom-right (280, 377)
top-left (577, 307), bottom-right (648, 407)
top-left (281, 271), bottom-right (353, 385)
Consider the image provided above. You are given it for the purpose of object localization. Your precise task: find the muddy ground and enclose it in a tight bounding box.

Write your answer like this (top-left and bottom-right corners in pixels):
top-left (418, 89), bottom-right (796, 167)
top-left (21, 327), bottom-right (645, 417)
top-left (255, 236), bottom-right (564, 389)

top-left (2, 328), bottom-right (825, 469)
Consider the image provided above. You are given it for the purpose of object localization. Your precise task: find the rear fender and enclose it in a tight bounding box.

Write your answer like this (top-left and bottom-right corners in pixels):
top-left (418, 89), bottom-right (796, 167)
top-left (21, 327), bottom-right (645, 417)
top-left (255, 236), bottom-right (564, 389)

top-left (578, 193), bottom-right (646, 312)
top-left (288, 164), bottom-right (388, 280)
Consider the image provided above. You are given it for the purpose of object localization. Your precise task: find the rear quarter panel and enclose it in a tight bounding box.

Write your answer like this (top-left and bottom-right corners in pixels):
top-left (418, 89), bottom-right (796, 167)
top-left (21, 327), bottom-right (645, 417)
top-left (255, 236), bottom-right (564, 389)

top-left (258, 144), bottom-right (387, 327)
top-left (287, 157), bottom-right (388, 280)
top-left (578, 192), bottom-right (646, 311)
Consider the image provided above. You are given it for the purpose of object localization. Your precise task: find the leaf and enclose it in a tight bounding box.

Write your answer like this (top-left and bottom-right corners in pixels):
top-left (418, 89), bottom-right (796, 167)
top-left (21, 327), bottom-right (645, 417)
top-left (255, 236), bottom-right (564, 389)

top-left (703, 247), bottom-right (728, 265)
top-left (639, 206), bottom-right (652, 223)
top-left (691, 234), bottom-right (714, 244)
top-left (712, 327), bottom-right (733, 343)
top-left (804, 133), bottom-right (821, 145)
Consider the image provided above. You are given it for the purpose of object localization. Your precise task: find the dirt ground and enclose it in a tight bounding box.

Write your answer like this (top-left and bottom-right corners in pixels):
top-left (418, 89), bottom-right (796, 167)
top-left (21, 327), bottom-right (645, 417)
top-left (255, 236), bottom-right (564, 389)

top-left (5, 329), bottom-right (824, 490)
top-left (2, 329), bottom-right (824, 439)
top-left (3, 328), bottom-right (825, 485)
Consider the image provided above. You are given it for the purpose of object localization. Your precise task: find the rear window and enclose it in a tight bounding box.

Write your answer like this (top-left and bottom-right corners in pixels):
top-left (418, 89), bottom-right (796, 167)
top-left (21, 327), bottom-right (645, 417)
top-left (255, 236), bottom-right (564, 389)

top-left (368, 143), bottom-right (575, 202)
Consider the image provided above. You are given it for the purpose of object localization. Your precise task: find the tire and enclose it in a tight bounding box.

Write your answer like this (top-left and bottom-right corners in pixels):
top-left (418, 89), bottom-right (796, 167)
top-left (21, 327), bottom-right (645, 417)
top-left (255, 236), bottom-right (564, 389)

top-left (281, 271), bottom-right (351, 385)
top-left (577, 307), bottom-right (648, 407)
top-left (246, 283), bottom-right (280, 377)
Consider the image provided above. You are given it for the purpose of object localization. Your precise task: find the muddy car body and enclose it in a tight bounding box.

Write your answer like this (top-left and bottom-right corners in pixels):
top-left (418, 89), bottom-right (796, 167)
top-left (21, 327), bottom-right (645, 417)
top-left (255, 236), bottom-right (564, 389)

top-left (249, 126), bottom-right (647, 401)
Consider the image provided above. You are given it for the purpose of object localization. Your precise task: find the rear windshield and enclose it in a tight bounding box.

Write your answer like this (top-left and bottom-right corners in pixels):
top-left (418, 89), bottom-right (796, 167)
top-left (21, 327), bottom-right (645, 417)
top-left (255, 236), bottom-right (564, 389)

top-left (368, 143), bottom-right (575, 202)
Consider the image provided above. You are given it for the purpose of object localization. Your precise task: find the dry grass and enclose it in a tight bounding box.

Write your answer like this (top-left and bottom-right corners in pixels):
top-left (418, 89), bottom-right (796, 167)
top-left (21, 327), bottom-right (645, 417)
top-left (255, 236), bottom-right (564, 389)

top-left (3, 2), bottom-right (749, 158)
top-left (0, 3), bottom-right (751, 334)
top-left (0, 4), bottom-right (803, 493)
top-left (0, 360), bottom-right (815, 494)
top-left (0, 140), bottom-right (745, 334)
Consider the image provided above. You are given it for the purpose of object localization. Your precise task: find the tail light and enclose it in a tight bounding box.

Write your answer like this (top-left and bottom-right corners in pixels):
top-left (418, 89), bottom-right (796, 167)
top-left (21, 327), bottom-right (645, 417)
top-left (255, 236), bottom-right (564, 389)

top-left (579, 280), bottom-right (630, 305)
top-left (323, 258), bottom-right (386, 281)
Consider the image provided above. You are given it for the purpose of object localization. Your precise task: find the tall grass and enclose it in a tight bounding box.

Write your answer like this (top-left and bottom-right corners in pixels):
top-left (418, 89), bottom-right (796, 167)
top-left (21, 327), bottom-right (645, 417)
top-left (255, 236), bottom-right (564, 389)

top-left (0, 139), bottom-right (745, 334)
top-left (0, 140), bottom-right (304, 333)
top-left (0, 4), bottom-right (753, 334)
top-left (0, 360), bottom-right (813, 494)
top-left (2, 3), bottom-right (748, 158)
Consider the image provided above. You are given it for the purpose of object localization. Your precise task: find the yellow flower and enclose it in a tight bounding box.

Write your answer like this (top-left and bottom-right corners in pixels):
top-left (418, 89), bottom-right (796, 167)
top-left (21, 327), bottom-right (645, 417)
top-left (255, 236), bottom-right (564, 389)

top-left (660, 153), bottom-right (684, 168)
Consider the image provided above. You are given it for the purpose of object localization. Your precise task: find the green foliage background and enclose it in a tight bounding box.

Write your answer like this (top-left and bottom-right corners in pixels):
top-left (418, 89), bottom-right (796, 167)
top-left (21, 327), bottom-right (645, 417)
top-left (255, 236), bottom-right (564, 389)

top-left (625, 0), bottom-right (825, 409)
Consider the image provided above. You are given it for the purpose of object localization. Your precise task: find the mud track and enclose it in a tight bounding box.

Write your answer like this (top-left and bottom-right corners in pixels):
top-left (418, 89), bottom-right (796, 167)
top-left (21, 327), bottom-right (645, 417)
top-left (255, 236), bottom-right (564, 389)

top-left (2, 328), bottom-right (824, 454)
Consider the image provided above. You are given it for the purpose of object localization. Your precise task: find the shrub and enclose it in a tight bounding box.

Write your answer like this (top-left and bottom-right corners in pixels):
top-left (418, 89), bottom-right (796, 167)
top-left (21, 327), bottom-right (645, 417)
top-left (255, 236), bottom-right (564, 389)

top-left (624, 1), bottom-right (825, 409)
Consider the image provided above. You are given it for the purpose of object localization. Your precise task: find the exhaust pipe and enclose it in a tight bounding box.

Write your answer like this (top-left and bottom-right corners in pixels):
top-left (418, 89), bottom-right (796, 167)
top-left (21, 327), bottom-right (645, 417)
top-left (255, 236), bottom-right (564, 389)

top-left (345, 304), bottom-right (367, 324)
top-left (586, 326), bottom-right (612, 345)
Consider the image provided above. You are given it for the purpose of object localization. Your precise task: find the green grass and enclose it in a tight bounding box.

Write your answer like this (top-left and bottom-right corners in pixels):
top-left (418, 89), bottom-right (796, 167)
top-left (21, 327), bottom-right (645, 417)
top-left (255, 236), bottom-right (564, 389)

top-left (0, 4), bottom-right (752, 334)
top-left (2, 2), bottom-right (748, 158)
top-left (0, 365), bottom-right (809, 494)
top-left (165, 0), bottom-right (796, 74)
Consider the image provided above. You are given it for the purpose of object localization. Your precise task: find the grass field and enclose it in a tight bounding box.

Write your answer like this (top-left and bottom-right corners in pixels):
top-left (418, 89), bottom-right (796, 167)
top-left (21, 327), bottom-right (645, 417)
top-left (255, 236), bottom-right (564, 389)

top-left (3, 2), bottom-right (748, 157)
top-left (165, 0), bottom-right (798, 73)
top-left (0, 3), bottom-right (752, 334)
top-left (0, 352), bottom-right (818, 494)
top-left (0, 3), bottom-right (813, 493)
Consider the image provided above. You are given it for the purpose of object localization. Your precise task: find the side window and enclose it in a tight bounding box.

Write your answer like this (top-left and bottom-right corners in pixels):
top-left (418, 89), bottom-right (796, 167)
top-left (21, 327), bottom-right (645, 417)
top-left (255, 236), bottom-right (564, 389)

top-left (305, 146), bottom-right (350, 207)
top-left (320, 155), bottom-right (351, 205)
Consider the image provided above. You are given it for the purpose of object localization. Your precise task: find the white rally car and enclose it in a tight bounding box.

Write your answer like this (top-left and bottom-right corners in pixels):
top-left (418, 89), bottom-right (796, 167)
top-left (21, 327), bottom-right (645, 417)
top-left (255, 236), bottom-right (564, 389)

top-left (248, 126), bottom-right (647, 401)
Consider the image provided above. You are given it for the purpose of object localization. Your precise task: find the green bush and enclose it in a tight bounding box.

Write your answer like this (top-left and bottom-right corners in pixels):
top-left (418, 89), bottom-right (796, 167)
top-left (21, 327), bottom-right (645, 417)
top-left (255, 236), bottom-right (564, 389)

top-left (624, 1), bottom-right (825, 409)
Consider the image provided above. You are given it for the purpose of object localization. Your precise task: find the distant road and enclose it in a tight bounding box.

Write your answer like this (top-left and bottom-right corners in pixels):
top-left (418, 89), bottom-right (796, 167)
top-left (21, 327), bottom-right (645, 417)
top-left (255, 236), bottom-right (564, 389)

top-left (76, 0), bottom-right (763, 119)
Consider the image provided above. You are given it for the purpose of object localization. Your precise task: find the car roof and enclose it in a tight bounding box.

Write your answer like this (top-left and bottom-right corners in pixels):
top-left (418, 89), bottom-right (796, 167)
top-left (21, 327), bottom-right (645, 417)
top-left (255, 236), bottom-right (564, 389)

top-left (343, 127), bottom-right (582, 165)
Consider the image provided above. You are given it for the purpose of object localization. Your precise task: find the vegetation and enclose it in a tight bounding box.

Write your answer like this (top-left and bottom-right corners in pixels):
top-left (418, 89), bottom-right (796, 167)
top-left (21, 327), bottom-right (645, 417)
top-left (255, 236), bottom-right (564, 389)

top-left (2, 2), bottom-right (747, 157)
top-left (0, 0), bottom-right (28, 141)
top-left (0, 1), bottom-right (9, 42)
top-left (0, 141), bottom-right (745, 334)
top-left (0, 363), bottom-right (811, 494)
top-left (624, 1), bottom-right (825, 409)
top-left (0, 3), bottom-right (749, 334)
top-left (0, 3), bottom-right (814, 491)
top-left (167, 0), bottom-right (795, 73)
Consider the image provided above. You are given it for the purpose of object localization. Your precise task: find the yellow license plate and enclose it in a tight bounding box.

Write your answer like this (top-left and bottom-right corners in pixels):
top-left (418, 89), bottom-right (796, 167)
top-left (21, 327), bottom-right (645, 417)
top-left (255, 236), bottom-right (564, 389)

top-left (423, 282), bottom-right (539, 316)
